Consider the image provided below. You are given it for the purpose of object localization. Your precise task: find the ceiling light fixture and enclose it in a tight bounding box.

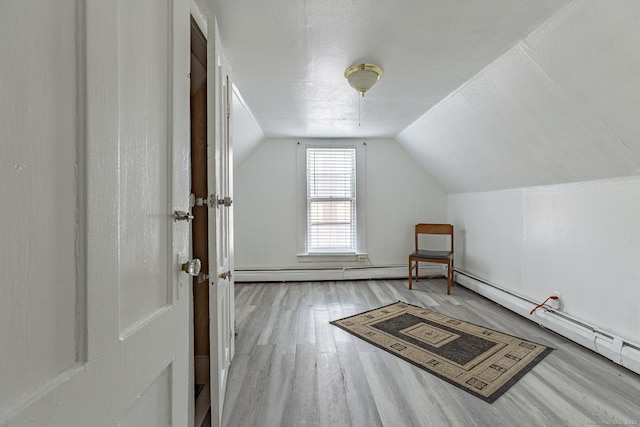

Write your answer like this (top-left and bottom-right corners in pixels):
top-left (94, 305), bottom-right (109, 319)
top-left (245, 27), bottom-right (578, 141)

top-left (344, 63), bottom-right (383, 97)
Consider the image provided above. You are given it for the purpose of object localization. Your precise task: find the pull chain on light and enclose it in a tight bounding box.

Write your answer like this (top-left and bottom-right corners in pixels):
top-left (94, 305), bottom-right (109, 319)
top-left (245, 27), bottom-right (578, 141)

top-left (344, 63), bottom-right (383, 129)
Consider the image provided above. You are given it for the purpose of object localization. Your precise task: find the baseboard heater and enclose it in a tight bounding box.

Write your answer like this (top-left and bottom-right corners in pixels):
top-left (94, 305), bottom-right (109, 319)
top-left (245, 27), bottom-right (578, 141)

top-left (234, 264), bottom-right (442, 283)
top-left (455, 269), bottom-right (640, 376)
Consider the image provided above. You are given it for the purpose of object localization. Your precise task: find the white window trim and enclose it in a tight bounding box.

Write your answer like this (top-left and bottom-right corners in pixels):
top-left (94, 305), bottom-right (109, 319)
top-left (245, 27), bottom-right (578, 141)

top-left (296, 139), bottom-right (367, 261)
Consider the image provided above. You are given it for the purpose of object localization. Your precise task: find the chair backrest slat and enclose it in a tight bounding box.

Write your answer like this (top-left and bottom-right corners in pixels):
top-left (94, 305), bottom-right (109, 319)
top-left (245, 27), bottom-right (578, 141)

top-left (415, 223), bottom-right (454, 251)
top-left (416, 223), bottom-right (453, 235)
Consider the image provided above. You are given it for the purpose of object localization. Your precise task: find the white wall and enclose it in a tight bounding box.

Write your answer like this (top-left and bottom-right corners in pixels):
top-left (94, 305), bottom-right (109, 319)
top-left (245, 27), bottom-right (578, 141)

top-left (449, 176), bottom-right (640, 346)
top-left (234, 138), bottom-right (447, 271)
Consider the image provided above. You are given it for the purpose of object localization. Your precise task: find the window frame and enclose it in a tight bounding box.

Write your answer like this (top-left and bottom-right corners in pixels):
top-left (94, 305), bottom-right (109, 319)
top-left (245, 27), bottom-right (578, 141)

top-left (297, 140), bottom-right (367, 261)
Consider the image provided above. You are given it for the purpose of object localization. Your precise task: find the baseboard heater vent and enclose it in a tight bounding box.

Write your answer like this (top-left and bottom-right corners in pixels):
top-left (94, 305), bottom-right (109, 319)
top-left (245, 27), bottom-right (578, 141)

top-left (234, 265), bottom-right (443, 283)
top-left (455, 269), bottom-right (640, 376)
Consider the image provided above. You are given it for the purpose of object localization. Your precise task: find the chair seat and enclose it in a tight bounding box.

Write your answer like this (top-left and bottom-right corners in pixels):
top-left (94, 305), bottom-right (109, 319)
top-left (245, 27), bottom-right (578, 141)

top-left (410, 250), bottom-right (452, 260)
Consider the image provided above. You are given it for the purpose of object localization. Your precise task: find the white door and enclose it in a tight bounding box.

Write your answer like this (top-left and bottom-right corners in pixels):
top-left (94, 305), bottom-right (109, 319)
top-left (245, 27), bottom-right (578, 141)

top-left (0, 1), bottom-right (193, 426)
top-left (206, 19), bottom-right (236, 427)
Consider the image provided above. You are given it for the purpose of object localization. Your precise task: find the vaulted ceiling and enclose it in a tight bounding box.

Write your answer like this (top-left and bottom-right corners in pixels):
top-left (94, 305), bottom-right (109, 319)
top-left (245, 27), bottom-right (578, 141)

top-left (197, 0), bottom-right (640, 193)
top-left (199, 0), bottom-right (569, 138)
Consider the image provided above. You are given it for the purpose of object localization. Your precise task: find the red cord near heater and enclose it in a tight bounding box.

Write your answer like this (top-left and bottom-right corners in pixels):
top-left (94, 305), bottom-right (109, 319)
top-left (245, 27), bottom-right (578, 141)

top-left (530, 295), bottom-right (559, 315)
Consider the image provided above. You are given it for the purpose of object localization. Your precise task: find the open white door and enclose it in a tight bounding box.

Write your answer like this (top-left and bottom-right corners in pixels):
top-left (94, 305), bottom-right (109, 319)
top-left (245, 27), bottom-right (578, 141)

top-left (206, 18), bottom-right (236, 427)
top-left (0, 1), bottom-right (193, 426)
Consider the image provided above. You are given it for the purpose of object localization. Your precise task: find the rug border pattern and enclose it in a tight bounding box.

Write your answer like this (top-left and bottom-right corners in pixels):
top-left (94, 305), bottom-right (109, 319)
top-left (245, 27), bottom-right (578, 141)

top-left (330, 301), bottom-right (553, 403)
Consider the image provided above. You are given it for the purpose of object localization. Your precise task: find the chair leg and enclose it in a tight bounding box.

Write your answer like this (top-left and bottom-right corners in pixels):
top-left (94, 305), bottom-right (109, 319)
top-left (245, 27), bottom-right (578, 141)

top-left (408, 259), bottom-right (413, 289)
top-left (451, 261), bottom-right (454, 288)
top-left (446, 262), bottom-right (451, 295)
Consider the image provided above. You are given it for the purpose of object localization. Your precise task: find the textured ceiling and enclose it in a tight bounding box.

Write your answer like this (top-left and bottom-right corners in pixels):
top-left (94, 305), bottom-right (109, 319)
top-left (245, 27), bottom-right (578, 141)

top-left (197, 0), bottom-right (570, 138)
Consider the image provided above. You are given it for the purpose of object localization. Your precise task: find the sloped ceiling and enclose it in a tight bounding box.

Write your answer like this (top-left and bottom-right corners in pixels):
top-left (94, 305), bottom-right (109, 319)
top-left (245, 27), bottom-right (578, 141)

top-left (231, 85), bottom-right (265, 167)
top-left (198, 0), bottom-right (569, 140)
top-left (396, 0), bottom-right (640, 193)
top-left (199, 0), bottom-right (640, 193)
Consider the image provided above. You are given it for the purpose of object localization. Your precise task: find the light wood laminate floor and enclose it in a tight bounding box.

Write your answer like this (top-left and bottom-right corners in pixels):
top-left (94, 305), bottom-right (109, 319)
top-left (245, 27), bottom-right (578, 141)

top-left (221, 279), bottom-right (640, 427)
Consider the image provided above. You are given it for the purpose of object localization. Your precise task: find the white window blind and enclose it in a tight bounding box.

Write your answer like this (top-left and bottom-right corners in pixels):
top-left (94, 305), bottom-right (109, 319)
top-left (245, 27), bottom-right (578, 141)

top-left (306, 147), bottom-right (357, 253)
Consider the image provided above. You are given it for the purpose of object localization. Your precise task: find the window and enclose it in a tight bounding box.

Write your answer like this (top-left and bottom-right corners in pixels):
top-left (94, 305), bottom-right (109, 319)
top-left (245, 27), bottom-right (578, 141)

top-left (306, 147), bottom-right (356, 252)
top-left (297, 140), bottom-right (366, 259)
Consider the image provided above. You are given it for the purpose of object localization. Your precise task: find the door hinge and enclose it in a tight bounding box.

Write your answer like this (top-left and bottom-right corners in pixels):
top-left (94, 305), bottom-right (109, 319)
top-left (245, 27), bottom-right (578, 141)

top-left (217, 196), bottom-right (232, 207)
top-left (194, 194), bottom-right (232, 208)
top-left (194, 194), bottom-right (217, 208)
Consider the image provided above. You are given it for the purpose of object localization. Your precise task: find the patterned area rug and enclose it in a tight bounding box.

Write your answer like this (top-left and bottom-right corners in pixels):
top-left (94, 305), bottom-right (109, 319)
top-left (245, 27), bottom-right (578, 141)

top-left (330, 301), bottom-right (553, 403)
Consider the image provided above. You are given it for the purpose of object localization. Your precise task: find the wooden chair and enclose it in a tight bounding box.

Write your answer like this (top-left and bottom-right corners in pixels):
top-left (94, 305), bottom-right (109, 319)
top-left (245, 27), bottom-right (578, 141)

top-left (408, 223), bottom-right (454, 294)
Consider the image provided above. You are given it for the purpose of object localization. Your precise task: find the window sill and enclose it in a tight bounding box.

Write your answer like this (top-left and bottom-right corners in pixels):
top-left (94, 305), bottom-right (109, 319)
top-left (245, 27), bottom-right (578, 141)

top-left (297, 253), bottom-right (368, 263)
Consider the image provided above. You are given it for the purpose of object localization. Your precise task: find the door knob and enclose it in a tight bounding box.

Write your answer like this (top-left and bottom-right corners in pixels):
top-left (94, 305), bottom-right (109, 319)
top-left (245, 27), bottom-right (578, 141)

top-left (181, 259), bottom-right (202, 276)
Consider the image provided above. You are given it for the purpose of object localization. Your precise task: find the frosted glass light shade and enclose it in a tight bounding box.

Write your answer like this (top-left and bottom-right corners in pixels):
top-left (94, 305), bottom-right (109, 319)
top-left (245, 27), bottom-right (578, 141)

top-left (344, 63), bottom-right (383, 97)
